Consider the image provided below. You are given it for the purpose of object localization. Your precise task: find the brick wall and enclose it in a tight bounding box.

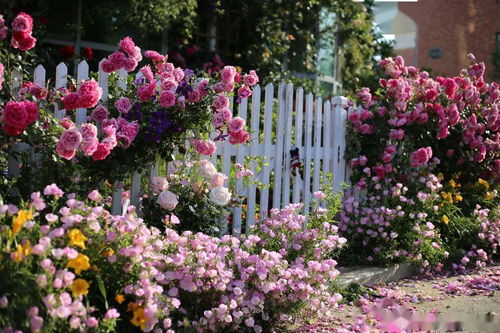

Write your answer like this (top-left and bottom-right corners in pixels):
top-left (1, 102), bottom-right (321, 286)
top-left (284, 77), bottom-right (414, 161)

top-left (399, 0), bottom-right (500, 81)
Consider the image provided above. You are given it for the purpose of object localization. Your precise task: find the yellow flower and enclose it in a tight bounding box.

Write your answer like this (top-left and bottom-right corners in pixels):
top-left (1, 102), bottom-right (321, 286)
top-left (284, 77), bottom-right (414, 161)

top-left (12, 240), bottom-right (32, 262)
top-left (115, 294), bottom-right (125, 304)
top-left (440, 192), bottom-right (453, 203)
top-left (485, 192), bottom-right (495, 200)
top-left (454, 194), bottom-right (463, 202)
top-left (12, 210), bottom-right (33, 234)
top-left (71, 278), bottom-right (89, 297)
top-left (66, 253), bottom-right (90, 274)
top-left (478, 178), bottom-right (490, 189)
top-left (441, 215), bottom-right (449, 224)
top-left (102, 248), bottom-right (115, 257)
top-left (130, 307), bottom-right (146, 330)
top-left (67, 229), bottom-right (88, 249)
top-left (449, 179), bottom-right (457, 188)
top-left (437, 173), bottom-right (444, 180)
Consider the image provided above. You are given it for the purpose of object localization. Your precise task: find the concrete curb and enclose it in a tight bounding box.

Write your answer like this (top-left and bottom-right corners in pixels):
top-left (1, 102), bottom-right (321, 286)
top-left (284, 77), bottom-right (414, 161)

top-left (336, 261), bottom-right (417, 288)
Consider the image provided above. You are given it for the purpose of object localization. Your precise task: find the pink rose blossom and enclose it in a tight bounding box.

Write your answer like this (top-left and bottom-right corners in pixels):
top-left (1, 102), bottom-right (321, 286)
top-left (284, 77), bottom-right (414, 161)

top-left (243, 70), bottom-right (259, 86)
top-left (11, 12), bottom-right (33, 33)
top-left (221, 66), bottom-right (237, 83)
top-left (114, 97), bottom-right (132, 113)
top-left (238, 85), bottom-right (252, 98)
top-left (226, 117), bottom-right (244, 134)
top-left (55, 142), bottom-right (76, 160)
top-left (59, 128), bottom-right (82, 150)
top-left (159, 90), bottom-right (176, 107)
top-left (81, 138), bottom-right (99, 156)
top-left (91, 105), bottom-right (109, 123)
top-left (92, 143), bottom-right (111, 161)
top-left (80, 123), bottom-right (97, 141)
top-left (228, 130), bottom-right (250, 144)
top-left (194, 139), bottom-right (217, 156)
top-left (62, 93), bottom-right (79, 111)
top-left (212, 94), bottom-right (230, 110)
top-left (410, 147), bottom-right (432, 167)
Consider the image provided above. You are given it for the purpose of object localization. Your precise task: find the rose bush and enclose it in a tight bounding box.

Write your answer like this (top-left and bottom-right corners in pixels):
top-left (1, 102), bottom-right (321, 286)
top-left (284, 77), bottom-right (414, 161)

top-left (0, 186), bottom-right (345, 332)
top-left (340, 54), bottom-right (499, 270)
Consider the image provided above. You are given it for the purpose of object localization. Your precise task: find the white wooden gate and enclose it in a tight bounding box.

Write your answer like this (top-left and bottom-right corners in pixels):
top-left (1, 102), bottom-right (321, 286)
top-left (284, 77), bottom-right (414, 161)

top-left (5, 61), bottom-right (349, 235)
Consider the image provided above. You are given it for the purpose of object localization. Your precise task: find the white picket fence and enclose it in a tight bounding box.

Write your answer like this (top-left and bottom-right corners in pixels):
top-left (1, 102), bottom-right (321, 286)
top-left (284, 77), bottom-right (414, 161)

top-left (5, 60), bottom-right (350, 235)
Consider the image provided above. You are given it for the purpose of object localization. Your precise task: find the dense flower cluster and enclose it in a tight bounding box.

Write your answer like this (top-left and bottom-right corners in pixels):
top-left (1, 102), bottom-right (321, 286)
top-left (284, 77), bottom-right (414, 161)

top-left (10, 12), bottom-right (36, 51)
top-left (342, 54), bottom-right (499, 268)
top-left (0, 187), bottom-right (345, 332)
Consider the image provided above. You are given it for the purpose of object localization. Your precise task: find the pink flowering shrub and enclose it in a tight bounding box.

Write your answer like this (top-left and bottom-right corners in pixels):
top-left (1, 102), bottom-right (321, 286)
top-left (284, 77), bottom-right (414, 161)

top-left (141, 156), bottom-right (259, 236)
top-left (341, 54), bottom-right (499, 269)
top-left (0, 186), bottom-right (345, 332)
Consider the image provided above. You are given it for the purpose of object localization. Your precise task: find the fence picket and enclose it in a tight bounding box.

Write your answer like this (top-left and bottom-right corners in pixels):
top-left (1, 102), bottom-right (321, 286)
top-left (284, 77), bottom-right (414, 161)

top-left (303, 93), bottom-right (314, 214)
top-left (232, 96), bottom-right (248, 236)
top-left (75, 60), bottom-right (89, 125)
top-left (33, 65), bottom-right (46, 86)
top-left (292, 88), bottom-right (304, 203)
top-left (259, 83), bottom-right (274, 215)
top-left (111, 181), bottom-right (123, 215)
top-left (117, 69), bottom-right (127, 90)
top-left (246, 84), bottom-right (261, 231)
top-left (322, 100), bottom-right (332, 177)
top-left (98, 59), bottom-right (109, 102)
top-left (130, 171), bottom-right (142, 208)
top-left (55, 62), bottom-right (68, 119)
top-left (281, 83), bottom-right (294, 207)
top-left (272, 83), bottom-right (286, 209)
top-left (312, 97), bottom-right (323, 195)
top-left (332, 96), bottom-right (349, 192)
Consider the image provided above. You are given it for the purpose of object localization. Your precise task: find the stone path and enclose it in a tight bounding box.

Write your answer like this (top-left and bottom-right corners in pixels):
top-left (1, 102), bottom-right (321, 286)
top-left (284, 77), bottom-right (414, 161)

top-left (292, 266), bottom-right (500, 332)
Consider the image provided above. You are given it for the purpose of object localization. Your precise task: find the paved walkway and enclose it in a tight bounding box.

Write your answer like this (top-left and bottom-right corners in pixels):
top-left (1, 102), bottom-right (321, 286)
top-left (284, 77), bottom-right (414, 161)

top-left (293, 266), bottom-right (500, 332)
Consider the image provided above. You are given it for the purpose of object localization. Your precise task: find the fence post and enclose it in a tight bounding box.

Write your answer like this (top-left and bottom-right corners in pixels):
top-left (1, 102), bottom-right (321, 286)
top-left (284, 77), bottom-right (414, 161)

top-left (312, 97), bottom-right (323, 195)
top-left (55, 62), bottom-right (68, 119)
top-left (75, 60), bottom-right (89, 125)
top-left (281, 83), bottom-right (294, 207)
top-left (331, 96), bottom-right (349, 193)
top-left (272, 83), bottom-right (286, 209)
top-left (232, 96), bottom-right (248, 236)
top-left (246, 84), bottom-right (261, 231)
top-left (292, 88), bottom-right (304, 204)
top-left (259, 83), bottom-right (274, 215)
top-left (303, 93), bottom-right (314, 214)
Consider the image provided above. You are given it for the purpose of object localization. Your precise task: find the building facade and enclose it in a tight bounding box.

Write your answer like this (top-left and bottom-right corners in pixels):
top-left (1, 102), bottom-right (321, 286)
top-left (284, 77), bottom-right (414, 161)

top-left (394, 0), bottom-right (500, 80)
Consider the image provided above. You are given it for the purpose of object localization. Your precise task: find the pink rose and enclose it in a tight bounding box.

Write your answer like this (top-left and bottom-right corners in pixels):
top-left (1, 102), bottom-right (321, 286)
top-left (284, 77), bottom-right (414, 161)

top-left (0, 63), bottom-right (4, 89)
top-left (11, 12), bottom-right (33, 33)
top-left (243, 70), bottom-right (259, 86)
top-left (194, 139), bottom-right (216, 156)
top-left (116, 133), bottom-right (133, 148)
top-left (228, 130), bottom-right (250, 144)
top-left (161, 79), bottom-right (178, 91)
top-left (101, 136), bottom-right (117, 149)
top-left (102, 119), bottom-right (118, 130)
top-left (28, 84), bottom-right (48, 100)
top-left (91, 105), bottom-right (109, 123)
top-left (227, 117), bottom-right (245, 133)
top-left (124, 58), bottom-right (138, 72)
top-left (120, 122), bottom-right (139, 141)
top-left (211, 173), bottom-right (227, 187)
top-left (108, 51), bottom-right (127, 69)
top-left (140, 65), bottom-right (154, 82)
top-left (212, 94), bottom-right (230, 110)
top-left (22, 101), bottom-right (39, 124)
top-left (137, 82), bottom-right (155, 101)
top-left (59, 128), bottom-right (82, 150)
top-left (2, 101), bottom-right (28, 129)
top-left (221, 66), bottom-right (237, 83)
top-left (80, 123), bottom-right (98, 141)
top-left (55, 141), bottom-right (76, 160)
top-left (188, 89), bottom-right (202, 103)
top-left (114, 97), bottom-right (132, 113)
top-left (238, 85), bottom-right (252, 98)
top-left (144, 50), bottom-right (165, 63)
top-left (100, 60), bottom-right (117, 73)
top-left (81, 138), bottom-right (98, 156)
top-left (410, 147), bottom-right (432, 167)
top-left (159, 90), bottom-right (176, 107)
top-left (118, 36), bottom-right (136, 55)
top-left (92, 143), bottom-right (111, 161)
top-left (11, 32), bottom-right (36, 51)
top-left (77, 79), bottom-right (102, 108)
top-left (60, 118), bottom-right (75, 129)
top-left (0, 27), bottom-right (8, 41)
top-left (212, 113), bottom-right (225, 128)
top-left (87, 190), bottom-right (101, 202)
top-left (62, 93), bottom-right (79, 111)
top-left (173, 68), bottom-right (185, 82)
top-left (157, 191), bottom-right (178, 210)
top-left (150, 177), bottom-right (169, 193)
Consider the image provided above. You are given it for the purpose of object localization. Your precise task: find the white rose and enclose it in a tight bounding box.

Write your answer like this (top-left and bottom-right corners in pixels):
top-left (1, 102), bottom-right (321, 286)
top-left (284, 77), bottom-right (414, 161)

top-left (199, 160), bottom-right (217, 179)
top-left (157, 190), bottom-right (178, 210)
top-left (150, 176), bottom-right (169, 193)
top-left (209, 186), bottom-right (231, 206)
